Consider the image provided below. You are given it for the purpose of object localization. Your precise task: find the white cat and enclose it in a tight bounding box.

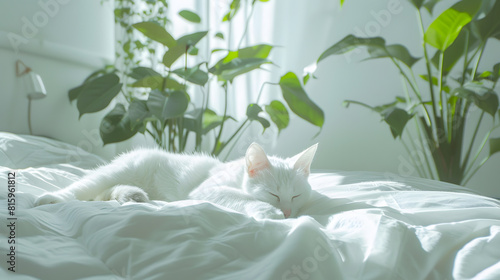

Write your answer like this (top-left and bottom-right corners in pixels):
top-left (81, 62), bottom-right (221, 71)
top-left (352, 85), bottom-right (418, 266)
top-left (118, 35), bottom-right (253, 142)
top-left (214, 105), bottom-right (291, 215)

top-left (35, 143), bottom-right (318, 219)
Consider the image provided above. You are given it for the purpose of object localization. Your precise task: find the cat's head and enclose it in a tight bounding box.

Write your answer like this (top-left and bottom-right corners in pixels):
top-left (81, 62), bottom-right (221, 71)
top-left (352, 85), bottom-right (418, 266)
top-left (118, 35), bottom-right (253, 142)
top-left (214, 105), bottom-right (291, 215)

top-left (242, 143), bottom-right (318, 218)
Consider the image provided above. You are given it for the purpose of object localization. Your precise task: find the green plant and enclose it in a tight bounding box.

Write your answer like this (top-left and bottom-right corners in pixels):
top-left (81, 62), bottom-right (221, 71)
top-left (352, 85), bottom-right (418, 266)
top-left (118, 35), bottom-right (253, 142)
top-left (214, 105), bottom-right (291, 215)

top-left (70, 0), bottom-right (324, 157)
top-left (315, 0), bottom-right (500, 185)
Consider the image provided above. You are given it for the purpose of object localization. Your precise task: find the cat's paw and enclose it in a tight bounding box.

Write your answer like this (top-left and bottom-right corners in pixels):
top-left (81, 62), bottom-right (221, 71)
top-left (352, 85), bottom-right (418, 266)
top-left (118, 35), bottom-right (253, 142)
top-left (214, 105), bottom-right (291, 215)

top-left (111, 185), bottom-right (149, 204)
top-left (251, 205), bottom-right (285, 220)
top-left (34, 192), bottom-right (74, 206)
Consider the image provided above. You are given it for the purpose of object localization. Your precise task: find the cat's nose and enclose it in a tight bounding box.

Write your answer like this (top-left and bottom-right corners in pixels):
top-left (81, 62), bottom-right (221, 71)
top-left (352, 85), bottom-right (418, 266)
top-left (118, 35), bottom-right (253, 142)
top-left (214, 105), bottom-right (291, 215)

top-left (283, 209), bottom-right (291, 218)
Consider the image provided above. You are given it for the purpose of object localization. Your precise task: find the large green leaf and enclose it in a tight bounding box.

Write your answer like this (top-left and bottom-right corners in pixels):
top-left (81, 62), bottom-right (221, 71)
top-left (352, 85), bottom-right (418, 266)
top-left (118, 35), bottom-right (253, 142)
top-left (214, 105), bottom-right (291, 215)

top-left (317, 35), bottom-right (418, 68)
top-left (162, 31), bottom-right (208, 67)
top-left (131, 75), bottom-right (164, 90)
top-left (146, 90), bottom-right (189, 122)
top-left (179, 10), bottom-right (201, 23)
top-left (424, 0), bottom-right (481, 51)
top-left (209, 45), bottom-right (274, 82)
top-left (246, 104), bottom-right (270, 131)
top-left (100, 103), bottom-right (139, 145)
top-left (490, 138), bottom-right (500, 157)
top-left (279, 72), bottom-right (324, 128)
top-left (69, 67), bottom-right (115, 102)
top-left (366, 44), bottom-right (420, 67)
top-left (172, 66), bottom-right (209, 86)
top-left (131, 76), bottom-right (185, 91)
top-left (183, 109), bottom-right (234, 135)
top-left (382, 107), bottom-right (413, 139)
top-left (129, 67), bottom-right (161, 80)
top-left (76, 73), bottom-right (122, 118)
top-left (128, 99), bottom-right (152, 130)
top-left (202, 109), bottom-right (234, 134)
top-left (318, 35), bottom-right (385, 62)
top-left (265, 100), bottom-right (289, 134)
top-left (453, 85), bottom-right (499, 117)
top-left (430, 28), bottom-right (479, 73)
top-left (132, 22), bottom-right (176, 48)
top-left (471, 0), bottom-right (500, 41)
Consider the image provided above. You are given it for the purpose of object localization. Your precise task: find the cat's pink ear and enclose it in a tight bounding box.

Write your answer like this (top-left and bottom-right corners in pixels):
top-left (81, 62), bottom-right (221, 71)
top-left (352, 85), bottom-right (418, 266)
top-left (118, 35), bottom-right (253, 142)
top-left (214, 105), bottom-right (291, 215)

top-left (292, 143), bottom-right (318, 177)
top-left (245, 143), bottom-right (271, 178)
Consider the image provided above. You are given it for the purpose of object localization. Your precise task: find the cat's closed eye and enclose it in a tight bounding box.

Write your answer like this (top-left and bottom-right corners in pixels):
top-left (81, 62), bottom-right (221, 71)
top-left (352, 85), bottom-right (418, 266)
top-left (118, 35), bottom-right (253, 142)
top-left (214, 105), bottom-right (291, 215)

top-left (269, 192), bottom-right (280, 202)
top-left (292, 194), bottom-right (301, 200)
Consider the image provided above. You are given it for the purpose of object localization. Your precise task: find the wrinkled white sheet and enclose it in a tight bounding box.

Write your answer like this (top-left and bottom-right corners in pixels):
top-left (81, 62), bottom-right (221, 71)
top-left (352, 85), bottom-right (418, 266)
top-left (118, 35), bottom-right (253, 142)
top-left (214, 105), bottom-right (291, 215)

top-left (1, 132), bottom-right (499, 280)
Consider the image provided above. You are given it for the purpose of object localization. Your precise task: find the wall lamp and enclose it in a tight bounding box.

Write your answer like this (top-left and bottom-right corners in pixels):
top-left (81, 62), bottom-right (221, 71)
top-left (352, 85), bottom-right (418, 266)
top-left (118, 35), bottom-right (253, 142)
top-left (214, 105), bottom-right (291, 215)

top-left (16, 60), bottom-right (47, 135)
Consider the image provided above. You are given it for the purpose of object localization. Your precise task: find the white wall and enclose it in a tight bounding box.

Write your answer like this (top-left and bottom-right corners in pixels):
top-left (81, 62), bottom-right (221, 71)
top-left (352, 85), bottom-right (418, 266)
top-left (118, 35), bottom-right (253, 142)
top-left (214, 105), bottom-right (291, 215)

top-left (267, 0), bottom-right (500, 198)
top-left (0, 0), bottom-right (116, 159)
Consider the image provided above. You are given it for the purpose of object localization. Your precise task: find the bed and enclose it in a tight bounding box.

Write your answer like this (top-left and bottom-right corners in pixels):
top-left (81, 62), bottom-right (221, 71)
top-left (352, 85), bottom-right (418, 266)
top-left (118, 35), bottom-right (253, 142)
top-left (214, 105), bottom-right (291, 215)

top-left (1, 132), bottom-right (499, 280)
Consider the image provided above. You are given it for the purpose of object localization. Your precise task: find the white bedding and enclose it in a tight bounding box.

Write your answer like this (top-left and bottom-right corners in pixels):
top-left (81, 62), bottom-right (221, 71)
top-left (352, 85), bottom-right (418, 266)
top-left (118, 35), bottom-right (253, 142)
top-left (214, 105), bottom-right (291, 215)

top-left (1, 132), bottom-right (500, 280)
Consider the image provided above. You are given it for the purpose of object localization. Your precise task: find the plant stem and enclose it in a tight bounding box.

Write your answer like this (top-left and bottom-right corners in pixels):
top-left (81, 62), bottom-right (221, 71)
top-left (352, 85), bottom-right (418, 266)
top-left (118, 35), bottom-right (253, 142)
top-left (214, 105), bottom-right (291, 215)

top-left (212, 83), bottom-right (229, 155)
top-left (401, 76), bottom-right (436, 180)
top-left (256, 82), bottom-right (280, 103)
top-left (460, 29), bottom-right (470, 87)
top-left (462, 111), bottom-right (484, 171)
top-left (437, 50), bottom-right (449, 143)
top-left (223, 120), bottom-right (252, 161)
top-left (417, 9), bottom-right (441, 137)
top-left (389, 57), bottom-right (432, 127)
top-left (237, 0), bottom-right (256, 49)
top-left (463, 124), bottom-right (500, 179)
top-left (471, 42), bottom-right (486, 81)
top-left (402, 135), bottom-right (425, 178)
top-left (220, 118), bottom-right (250, 158)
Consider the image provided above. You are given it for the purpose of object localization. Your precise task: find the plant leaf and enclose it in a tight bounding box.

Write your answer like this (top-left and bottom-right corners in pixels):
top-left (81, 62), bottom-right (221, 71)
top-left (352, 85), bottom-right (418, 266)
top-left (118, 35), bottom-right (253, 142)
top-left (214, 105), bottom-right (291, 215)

top-left (172, 66), bottom-right (209, 86)
top-left (202, 109), bottom-right (234, 135)
top-left (490, 138), bottom-right (500, 157)
top-left (279, 72), bottom-right (324, 128)
top-left (471, 0), bottom-right (500, 41)
top-left (317, 35), bottom-right (385, 63)
top-left (146, 90), bottom-right (189, 122)
top-left (409, 0), bottom-right (425, 8)
top-left (265, 100), bottom-right (289, 134)
top-left (382, 107), bottom-right (413, 138)
top-left (453, 85), bottom-right (499, 117)
top-left (317, 35), bottom-right (418, 68)
top-left (423, 0), bottom-right (443, 14)
top-left (129, 67), bottom-right (161, 80)
top-left (179, 10), bottom-right (201, 23)
top-left (76, 73), bottom-right (122, 118)
top-left (366, 44), bottom-right (420, 67)
top-left (128, 99), bottom-right (152, 131)
top-left (223, 0), bottom-right (241, 22)
top-left (430, 27), bottom-right (479, 73)
top-left (246, 104), bottom-right (270, 131)
top-left (100, 103), bottom-right (139, 145)
top-left (215, 32), bottom-right (224, 40)
top-left (132, 22), bottom-right (176, 48)
top-left (131, 76), bottom-right (185, 91)
top-left (209, 45), bottom-right (274, 82)
top-left (162, 31), bottom-right (208, 67)
top-left (424, 0), bottom-right (481, 51)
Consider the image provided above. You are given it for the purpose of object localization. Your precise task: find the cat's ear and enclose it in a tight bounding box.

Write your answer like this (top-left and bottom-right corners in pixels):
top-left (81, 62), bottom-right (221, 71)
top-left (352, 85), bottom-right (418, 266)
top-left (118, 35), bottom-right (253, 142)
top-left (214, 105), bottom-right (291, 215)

top-left (245, 143), bottom-right (271, 178)
top-left (292, 143), bottom-right (318, 177)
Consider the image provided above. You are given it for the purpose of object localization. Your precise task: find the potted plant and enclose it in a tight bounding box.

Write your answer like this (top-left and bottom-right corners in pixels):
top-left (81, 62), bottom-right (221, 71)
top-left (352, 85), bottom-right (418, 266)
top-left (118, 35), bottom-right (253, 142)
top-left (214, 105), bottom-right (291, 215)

top-left (69, 0), bottom-right (324, 157)
top-left (314, 0), bottom-right (500, 185)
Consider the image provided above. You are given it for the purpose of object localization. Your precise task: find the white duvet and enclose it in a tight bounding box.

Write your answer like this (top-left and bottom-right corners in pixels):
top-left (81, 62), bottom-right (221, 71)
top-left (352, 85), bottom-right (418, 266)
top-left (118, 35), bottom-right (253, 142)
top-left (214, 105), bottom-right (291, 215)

top-left (1, 132), bottom-right (500, 280)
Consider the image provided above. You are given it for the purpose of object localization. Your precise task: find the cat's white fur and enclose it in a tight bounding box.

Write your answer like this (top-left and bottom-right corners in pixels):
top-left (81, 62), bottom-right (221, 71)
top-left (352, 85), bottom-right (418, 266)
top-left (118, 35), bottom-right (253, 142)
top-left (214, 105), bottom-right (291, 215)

top-left (35, 143), bottom-right (318, 219)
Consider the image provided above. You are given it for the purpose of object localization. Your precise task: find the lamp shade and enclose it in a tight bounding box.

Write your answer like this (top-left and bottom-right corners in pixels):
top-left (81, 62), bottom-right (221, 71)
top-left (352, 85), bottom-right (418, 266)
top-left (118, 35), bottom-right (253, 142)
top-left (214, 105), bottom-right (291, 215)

top-left (24, 71), bottom-right (47, 99)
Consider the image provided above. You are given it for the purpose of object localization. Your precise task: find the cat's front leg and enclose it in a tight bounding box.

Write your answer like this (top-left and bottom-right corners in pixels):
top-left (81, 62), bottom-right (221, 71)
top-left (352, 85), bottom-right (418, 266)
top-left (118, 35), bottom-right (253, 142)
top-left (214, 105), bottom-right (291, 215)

top-left (34, 190), bottom-right (76, 206)
top-left (246, 201), bottom-right (285, 220)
